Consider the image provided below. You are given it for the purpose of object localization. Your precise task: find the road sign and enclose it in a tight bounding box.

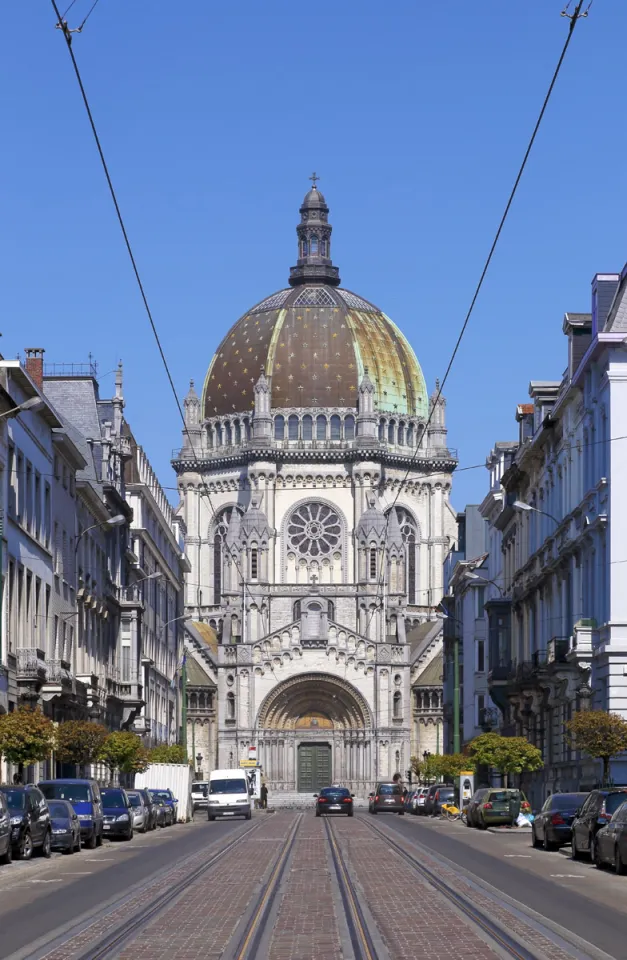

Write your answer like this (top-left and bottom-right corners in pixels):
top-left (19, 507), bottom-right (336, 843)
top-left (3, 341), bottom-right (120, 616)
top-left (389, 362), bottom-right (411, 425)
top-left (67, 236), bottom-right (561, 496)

top-left (239, 759), bottom-right (259, 768)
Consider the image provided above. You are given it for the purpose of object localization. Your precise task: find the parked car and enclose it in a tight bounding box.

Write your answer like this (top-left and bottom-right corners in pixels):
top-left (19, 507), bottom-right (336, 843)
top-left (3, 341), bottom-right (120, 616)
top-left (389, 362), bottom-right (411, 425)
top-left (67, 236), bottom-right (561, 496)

top-left (404, 790), bottom-right (419, 812)
top-left (191, 781), bottom-right (209, 812)
top-left (412, 787), bottom-right (430, 815)
top-left (137, 789), bottom-right (158, 831)
top-left (38, 779), bottom-right (103, 849)
top-left (126, 791), bottom-right (149, 833)
top-left (571, 788), bottom-right (627, 861)
top-left (101, 788), bottom-right (133, 841)
top-left (314, 786), bottom-right (354, 817)
top-left (532, 793), bottom-right (588, 851)
top-left (152, 795), bottom-right (174, 827)
top-left (0, 785), bottom-right (51, 860)
top-left (148, 789), bottom-right (178, 823)
top-left (370, 782), bottom-right (405, 815)
top-left (465, 788), bottom-right (490, 828)
top-left (47, 799), bottom-right (82, 854)
top-left (594, 800), bottom-right (627, 873)
top-left (431, 785), bottom-right (455, 817)
top-left (423, 783), bottom-right (448, 817)
top-left (0, 791), bottom-right (12, 864)
top-left (471, 789), bottom-right (530, 829)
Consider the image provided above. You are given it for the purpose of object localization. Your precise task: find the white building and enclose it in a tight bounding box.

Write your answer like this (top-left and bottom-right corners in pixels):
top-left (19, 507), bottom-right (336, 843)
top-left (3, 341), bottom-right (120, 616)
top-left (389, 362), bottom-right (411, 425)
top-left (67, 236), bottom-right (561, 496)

top-left (486, 271), bottom-right (627, 802)
top-left (174, 183), bottom-right (457, 794)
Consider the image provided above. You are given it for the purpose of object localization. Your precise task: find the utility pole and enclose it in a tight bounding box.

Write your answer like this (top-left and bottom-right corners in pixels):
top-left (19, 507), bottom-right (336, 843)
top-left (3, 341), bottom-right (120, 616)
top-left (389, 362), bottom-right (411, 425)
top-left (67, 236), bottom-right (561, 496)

top-left (181, 652), bottom-right (188, 755)
top-left (453, 635), bottom-right (460, 754)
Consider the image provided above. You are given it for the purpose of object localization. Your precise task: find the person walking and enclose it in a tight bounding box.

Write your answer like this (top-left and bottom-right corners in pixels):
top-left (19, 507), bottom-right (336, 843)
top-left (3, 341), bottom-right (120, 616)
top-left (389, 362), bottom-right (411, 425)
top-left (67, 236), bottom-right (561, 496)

top-left (260, 782), bottom-right (268, 810)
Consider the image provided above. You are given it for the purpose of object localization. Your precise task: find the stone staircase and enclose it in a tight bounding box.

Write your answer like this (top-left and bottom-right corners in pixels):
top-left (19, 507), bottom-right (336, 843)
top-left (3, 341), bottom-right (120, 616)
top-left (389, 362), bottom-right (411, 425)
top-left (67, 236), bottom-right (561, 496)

top-left (265, 791), bottom-right (369, 810)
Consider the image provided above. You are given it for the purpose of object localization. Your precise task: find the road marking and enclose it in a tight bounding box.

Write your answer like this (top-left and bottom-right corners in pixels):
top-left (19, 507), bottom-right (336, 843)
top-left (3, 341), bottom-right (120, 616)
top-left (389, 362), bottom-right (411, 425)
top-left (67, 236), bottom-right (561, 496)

top-left (31, 879), bottom-right (63, 884)
top-left (550, 874), bottom-right (585, 878)
top-left (504, 854), bottom-right (532, 858)
top-left (83, 857), bottom-right (115, 862)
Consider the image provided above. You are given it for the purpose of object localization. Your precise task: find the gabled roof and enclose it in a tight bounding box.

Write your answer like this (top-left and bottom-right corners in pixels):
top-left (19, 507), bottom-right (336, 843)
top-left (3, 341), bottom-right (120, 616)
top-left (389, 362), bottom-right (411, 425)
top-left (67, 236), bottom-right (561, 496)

top-left (186, 656), bottom-right (215, 688)
top-left (415, 650), bottom-right (443, 687)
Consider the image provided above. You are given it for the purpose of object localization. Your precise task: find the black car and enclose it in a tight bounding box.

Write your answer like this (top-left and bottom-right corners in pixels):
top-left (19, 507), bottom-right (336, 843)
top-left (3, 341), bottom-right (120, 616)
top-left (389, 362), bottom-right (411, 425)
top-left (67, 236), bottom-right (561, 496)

top-left (594, 800), bottom-right (627, 873)
top-left (137, 789), bottom-right (158, 831)
top-left (423, 783), bottom-right (452, 817)
top-left (0, 791), bottom-right (11, 865)
top-left (571, 788), bottom-right (627, 861)
top-left (48, 799), bottom-right (82, 854)
top-left (100, 788), bottom-right (133, 840)
top-left (532, 793), bottom-right (588, 851)
top-left (314, 786), bottom-right (354, 817)
top-left (0, 785), bottom-right (52, 860)
top-left (465, 788), bottom-right (490, 828)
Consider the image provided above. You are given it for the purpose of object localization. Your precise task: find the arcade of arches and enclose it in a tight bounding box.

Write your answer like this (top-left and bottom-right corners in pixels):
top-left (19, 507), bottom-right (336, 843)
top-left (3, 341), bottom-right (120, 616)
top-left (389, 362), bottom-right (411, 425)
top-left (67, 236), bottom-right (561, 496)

top-left (256, 674), bottom-right (373, 793)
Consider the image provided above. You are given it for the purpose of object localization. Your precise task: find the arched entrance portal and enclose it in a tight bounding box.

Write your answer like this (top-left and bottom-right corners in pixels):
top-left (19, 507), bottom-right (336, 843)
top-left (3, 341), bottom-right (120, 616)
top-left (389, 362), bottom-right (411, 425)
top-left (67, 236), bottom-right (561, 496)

top-left (256, 673), bottom-right (373, 794)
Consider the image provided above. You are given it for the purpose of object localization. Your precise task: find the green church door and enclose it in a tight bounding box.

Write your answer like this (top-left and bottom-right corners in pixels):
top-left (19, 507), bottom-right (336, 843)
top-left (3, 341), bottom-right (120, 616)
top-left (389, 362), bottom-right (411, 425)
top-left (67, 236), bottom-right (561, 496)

top-left (297, 743), bottom-right (332, 793)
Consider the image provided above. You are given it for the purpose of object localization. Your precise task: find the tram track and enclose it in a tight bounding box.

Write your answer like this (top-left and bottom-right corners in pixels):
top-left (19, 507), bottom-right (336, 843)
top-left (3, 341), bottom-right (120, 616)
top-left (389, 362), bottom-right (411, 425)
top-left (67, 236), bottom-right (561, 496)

top-left (324, 817), bottom-right (381, 960)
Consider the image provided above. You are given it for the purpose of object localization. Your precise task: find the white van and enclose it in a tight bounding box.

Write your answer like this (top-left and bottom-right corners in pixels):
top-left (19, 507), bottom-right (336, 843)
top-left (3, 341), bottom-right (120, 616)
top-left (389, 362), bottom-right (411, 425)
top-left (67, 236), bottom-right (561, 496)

top-left (191, 780), bottom-right (209, 811)
top-left (207, 769), bottom-right (252, 821)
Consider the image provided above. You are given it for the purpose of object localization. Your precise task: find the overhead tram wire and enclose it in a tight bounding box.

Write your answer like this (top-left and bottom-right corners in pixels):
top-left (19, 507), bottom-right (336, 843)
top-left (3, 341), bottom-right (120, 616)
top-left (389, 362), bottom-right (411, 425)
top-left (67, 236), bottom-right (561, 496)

top-left (49, 1), bottom-right (270, 636)
top-left (363, 0), bottom-right (590, 638)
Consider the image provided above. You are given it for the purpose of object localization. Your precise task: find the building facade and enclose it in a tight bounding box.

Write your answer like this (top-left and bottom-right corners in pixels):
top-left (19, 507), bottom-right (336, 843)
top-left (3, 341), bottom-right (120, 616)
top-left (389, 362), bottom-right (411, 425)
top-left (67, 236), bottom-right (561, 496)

top-left (485, 272), bottom-right (627, 804)
top-left (174, 184), bottom-right (456, 793)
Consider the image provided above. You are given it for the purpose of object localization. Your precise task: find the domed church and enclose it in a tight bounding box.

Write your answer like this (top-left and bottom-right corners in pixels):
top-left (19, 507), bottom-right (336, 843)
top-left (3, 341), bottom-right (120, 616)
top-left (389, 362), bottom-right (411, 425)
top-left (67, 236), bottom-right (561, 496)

top-left (174, 181), bottom-right (457, 795)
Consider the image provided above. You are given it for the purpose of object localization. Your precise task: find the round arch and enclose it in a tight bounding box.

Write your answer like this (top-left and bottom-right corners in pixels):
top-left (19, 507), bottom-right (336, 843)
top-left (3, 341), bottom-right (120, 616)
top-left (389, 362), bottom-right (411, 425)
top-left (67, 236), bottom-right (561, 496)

top-left (256, 672), bottom-right (372, 731)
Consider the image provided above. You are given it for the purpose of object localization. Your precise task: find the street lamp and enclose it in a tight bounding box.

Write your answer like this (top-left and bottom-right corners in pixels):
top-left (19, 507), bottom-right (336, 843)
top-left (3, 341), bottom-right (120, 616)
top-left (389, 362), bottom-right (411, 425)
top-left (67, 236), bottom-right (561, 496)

top-left (463, 571), bottom-right (504, 596)
top-left (74, 513), bottom-right (126, 555)
top-left (196, 752), bottom-right (203, 774)
top-left (513, 500), bottom-right (560, 527)
top-left (435, 610), bottom-right (462, 754)
top-left (167, 616), bottom-right (192, 752)
top-left (0, 396), bottom-right (44, 419)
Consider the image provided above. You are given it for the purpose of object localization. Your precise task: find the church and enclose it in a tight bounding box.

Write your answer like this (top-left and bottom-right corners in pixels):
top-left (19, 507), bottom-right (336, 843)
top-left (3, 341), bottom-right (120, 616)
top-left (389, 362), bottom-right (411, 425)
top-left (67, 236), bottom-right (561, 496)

top-left (173, 181), bottom-right (456, 795)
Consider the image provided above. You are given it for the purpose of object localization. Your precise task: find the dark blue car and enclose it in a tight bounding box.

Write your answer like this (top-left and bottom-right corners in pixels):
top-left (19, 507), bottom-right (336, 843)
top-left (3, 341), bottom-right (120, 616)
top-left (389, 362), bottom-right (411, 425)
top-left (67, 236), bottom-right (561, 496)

top-left (38, 780), bottom-right (103, 849)
top-left (48, 799), bottom-right (82, 854)
top-left (101, 788), bottom-right (133, 841)
top-left (148, 789), bottom-right (178, 823)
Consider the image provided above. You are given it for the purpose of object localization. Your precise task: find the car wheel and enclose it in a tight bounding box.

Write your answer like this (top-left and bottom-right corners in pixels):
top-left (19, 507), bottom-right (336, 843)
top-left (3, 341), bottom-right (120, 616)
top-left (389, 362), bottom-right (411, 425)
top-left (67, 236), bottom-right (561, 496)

top-left (86, 830), bottom-right (97, 850)
top-left (19, 831), bottom-right (33, 861)
top-left (616, 846), bottom-right (626, 875)
top-left (75, 833), bottom-right (82, 853)
top-left (477, 816), bottom-right (487, 831)
top-left (531, 826), bottom-right (541, 848)
top-left (246, 811), bottom-right (252, 821)
top-left (348, 810), bottom-right (354, 818)
top-left (96, 829), bottom-right (104, 847)
top-left (398, 811), bottom-right (405, 816)
top-left (0, 841), bottom-right (12, 865)
top-left (208, 815), bottom-right (215, 822)
top-left (543, 831), bottom-right (555, 852)
top-left (41, 831), bottom-right (52, 859)
top-left (593, 839), bottom-right (603, 869)
top-left (571, 836), bottom-right (581, 860)
top-left (64, 839), bottom-right (74, 855)
top-left (371, 808), bottom-right (377, 815)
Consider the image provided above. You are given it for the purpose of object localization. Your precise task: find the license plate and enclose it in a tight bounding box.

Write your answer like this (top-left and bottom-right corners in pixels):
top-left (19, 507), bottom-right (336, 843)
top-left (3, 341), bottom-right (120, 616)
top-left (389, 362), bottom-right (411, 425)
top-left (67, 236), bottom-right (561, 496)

top-left (329, 805), bottom-right (341, 810)
top-left (385, 799), bottom-right (395, 803)
top-left (103, 825), bottom-right (111, 830)
top-left (222, 812), bottom-right (234, 816)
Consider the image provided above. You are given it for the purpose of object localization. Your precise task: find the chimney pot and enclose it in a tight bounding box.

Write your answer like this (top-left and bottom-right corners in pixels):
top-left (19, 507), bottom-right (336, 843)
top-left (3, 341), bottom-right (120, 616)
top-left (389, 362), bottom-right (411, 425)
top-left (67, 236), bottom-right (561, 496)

top-left (24, 348), bottom-right (45, 390)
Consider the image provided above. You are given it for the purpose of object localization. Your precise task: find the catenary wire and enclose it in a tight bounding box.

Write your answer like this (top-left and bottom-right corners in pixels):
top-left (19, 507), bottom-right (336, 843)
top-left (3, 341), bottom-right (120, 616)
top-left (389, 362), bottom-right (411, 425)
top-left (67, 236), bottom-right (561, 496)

top-left (48, 0), bottom-right (271, 635)
top-left (363, 1), bottom-right (589, 638)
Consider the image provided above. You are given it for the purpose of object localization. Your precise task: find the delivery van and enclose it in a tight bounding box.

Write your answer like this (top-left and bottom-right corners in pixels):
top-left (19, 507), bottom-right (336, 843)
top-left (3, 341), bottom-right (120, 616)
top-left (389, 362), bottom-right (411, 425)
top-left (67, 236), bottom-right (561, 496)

top-left (207, 769), bottom-right (252, 821)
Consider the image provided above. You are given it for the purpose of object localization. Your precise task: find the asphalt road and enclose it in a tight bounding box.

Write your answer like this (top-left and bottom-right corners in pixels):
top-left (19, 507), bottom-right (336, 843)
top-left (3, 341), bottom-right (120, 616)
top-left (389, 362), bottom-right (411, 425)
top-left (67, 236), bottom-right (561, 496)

top-left (0, 813), bottom-right (241, 959)
top-left (383, 813), bottom-right (627, 959)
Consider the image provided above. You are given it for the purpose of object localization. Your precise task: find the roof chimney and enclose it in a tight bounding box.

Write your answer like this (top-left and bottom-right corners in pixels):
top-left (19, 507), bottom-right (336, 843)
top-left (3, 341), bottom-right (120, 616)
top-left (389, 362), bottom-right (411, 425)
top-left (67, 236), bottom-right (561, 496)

top-left (24, 348), bottom-right (45, 390)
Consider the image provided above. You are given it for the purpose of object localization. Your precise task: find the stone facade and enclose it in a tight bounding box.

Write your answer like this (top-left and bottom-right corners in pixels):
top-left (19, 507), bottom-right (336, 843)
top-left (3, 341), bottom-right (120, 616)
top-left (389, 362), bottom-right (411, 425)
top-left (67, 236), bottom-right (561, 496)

top-left (174, 185), bottom-right (456, 794)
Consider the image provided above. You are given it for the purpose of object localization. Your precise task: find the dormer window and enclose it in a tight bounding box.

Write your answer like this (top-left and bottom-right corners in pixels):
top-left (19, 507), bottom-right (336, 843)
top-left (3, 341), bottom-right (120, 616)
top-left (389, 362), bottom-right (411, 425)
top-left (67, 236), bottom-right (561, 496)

top-left (310, 235), bottom-right (319, 254)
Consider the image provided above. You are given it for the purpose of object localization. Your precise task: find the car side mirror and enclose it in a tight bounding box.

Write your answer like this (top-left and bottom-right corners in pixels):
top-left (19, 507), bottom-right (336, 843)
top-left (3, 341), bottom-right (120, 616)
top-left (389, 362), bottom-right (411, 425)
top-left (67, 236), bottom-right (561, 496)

top-left (174, 799), bottom-right (178, 803)
top-left (368, 793), bottom-right (374, 798)
top-left (313, 794), bottom-right (318, 798)
top-left (351, 794), bottom-right (355, 798)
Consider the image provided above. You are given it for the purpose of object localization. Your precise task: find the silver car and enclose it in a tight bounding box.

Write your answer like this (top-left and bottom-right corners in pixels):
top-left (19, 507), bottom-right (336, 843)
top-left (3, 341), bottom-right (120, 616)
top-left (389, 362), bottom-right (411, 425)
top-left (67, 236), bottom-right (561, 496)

top-left (126, 791), bottom-right (149, 833)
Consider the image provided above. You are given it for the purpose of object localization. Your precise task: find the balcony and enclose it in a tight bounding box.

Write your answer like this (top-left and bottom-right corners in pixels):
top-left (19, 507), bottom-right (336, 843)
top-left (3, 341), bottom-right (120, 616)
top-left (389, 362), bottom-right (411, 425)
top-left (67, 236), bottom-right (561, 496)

top-left (547, 636), bottom-right (570, 664)
top-left (41, 659), bottom-right (74, 702)
top-left (17, 648), bottom-right (46, 683)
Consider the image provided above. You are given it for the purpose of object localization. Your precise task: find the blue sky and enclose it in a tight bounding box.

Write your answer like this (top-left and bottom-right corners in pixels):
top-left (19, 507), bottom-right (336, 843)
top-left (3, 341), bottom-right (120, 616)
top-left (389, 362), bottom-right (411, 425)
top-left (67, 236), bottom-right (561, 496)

top-left (1, 0), bottom-right (624, 509)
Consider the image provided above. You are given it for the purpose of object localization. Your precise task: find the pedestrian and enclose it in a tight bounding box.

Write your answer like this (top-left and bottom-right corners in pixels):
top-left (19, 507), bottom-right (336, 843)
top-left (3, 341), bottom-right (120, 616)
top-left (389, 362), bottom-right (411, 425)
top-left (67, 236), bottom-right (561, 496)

top-left (260, 782), bottom-right (268, 810)
top-left (508, 789), bottom-right (521, 828)
top-left (12, 773), bottom-right (23, 785)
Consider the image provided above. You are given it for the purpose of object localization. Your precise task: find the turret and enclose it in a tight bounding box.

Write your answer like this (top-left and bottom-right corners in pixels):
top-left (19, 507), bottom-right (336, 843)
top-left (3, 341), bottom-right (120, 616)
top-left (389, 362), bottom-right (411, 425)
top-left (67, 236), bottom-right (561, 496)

top-left (252, 369), bottom-right (273, 443)
top-left (289, 174), bottom-right (341, 287)
top-left (427, 379), bottom-right (448, 451)
top-left (356, 368), bottom-right (377, 444)
top-left (182, 380), bottom-right (202, 455)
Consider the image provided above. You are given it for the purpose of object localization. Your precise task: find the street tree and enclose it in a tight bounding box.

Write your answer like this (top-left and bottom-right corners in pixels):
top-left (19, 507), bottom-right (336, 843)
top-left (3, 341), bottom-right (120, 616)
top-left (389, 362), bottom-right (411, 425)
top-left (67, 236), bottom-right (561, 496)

top-left (0, 707), bottom-right (55, 771)
top-left (55, 721), bottom-right (109, 775)
top-left (566, 710), bottom-right (627, 785)
top-left (410, 752), bottom-right (474, 783)
top-left (99, 731), bottom-right (148, 782)
top-left (468, 733), bottom-right (543, 785)
top-left (148, 744), bottom-right (189, 764)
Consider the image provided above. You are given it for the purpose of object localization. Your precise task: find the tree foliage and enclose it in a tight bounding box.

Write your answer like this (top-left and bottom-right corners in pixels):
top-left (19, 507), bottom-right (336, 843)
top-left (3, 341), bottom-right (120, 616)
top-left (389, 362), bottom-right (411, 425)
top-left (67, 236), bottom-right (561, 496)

top-left (99, 732), bottom-right (148, 776)
top-left (55, 721), bottom-right (109, 769)
top-left (410, 752), bottom-right (474, 783)
top-left (468, 733), bottom-right (543, 780)
top-left (566, 710), bottom-right (627, 784)
top-left (148, 744), bottom-right (189, 765)
top-left (0, 707), bottom-right (55, 766)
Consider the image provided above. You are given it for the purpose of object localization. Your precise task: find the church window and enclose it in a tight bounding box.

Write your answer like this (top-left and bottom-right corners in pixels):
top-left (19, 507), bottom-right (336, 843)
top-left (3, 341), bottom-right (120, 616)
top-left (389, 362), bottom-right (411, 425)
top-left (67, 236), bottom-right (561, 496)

top-left (226, 692), bottom-right (235, 720)
top-left (388, 421), bottom-right (396, 444)
top-left (287, 502), bottom-right (342, 558)
top-left (224, 422), bottom-right (232, 445)
top-left (233, 420), bottom-right (241, 444)
top-left (215, 423), bottom-right (223, 446)
top-left (310, 235), bottom-right (319, 254)
top-left (344, 415), bottom-right (355, 440)
top-left (302, 415), bottom-right (313, 440)
top-left (393, 692), bottom-right (402, 719)
top-left (330, 415), bottom-right (341, 440)
top-left (316, 415), bottom-right (327, 440)
top-left (250, 547), bottom-right (259, 580)
top-left (398, 422), bottom-right (405, 445)
top-left (274, 415), bottom-right (285, 440)
top-left (243, 418), bottom-right (251, 440)
top-left (386, 507), bottom-right (418, 604)
top-left (407, 423), bottom-right (415, 446)
top-left (288, 415), bottom-right (299, 440)
top-left (293, 600), bottom-right (301, 620)
top-left (214, 530), bottom-right (224, 602)
top-left (321, 239), bottom-right (328, 257)
top-left (369, 547), bottom-right (377, 580)
top-left (378, 419), bottom-right (386, 441)
top-left (300, 239), bottom-right (308, 257)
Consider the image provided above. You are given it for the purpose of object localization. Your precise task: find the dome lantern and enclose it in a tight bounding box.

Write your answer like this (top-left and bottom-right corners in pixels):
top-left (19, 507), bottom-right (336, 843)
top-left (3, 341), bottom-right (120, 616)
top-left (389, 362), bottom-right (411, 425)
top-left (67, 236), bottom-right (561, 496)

top-left (289, 173), bottom-right (340, 288)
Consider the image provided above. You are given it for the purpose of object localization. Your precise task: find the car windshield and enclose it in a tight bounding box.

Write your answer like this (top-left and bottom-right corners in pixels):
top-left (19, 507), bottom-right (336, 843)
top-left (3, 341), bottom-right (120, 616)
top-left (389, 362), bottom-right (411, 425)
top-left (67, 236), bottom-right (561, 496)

top-left (127, 794), bottom-right (142, 808)
top-left (192, 784), bottom-right (208, 795)
top-left (378, 784), bottom-right (402, 795)
top-left (210, 779), bottom-right (247, 794)
top-left (605, 793), bottom-right (627, 815)
top-left (0, 788), bottom-right (26, 810)
top-left (320, 787), bottom-right (349, 797)
top-left (39, 783), bottom-right (91, 803)
top-left (102, 789), bottom-right (126, 807)
top-left (550, 793), bottom-right (587, 810)
top-left (489, 791), bottom-right (515, 802)
top-left (48, 801), bottom-right (71, 818)
top-left (150, 791), bottom-right (173, 801)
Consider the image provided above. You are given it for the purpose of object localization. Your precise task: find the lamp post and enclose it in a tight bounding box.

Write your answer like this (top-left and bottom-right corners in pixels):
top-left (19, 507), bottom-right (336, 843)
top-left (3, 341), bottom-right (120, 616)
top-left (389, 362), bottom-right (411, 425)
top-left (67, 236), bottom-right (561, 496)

top-left (513, 500), bottom-right (560, 527)
top-left (0, 396), bottom-right (44, 419)
top-left (74, 513), bottom-right (126, 556)
top-left (435, 610), bottom-right (463, 754)
top-left (463, 572), bottom-right (505, 596)
top-left (196, 752), bottom-right (203, 778)
top-left (166, 615), bottom-right (191, 752)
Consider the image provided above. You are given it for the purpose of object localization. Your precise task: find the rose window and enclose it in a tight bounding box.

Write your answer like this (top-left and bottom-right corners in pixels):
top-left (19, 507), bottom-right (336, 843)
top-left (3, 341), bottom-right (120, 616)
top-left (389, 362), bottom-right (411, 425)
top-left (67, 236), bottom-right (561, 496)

top-left (287, 503), bottom-right (342, 557)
